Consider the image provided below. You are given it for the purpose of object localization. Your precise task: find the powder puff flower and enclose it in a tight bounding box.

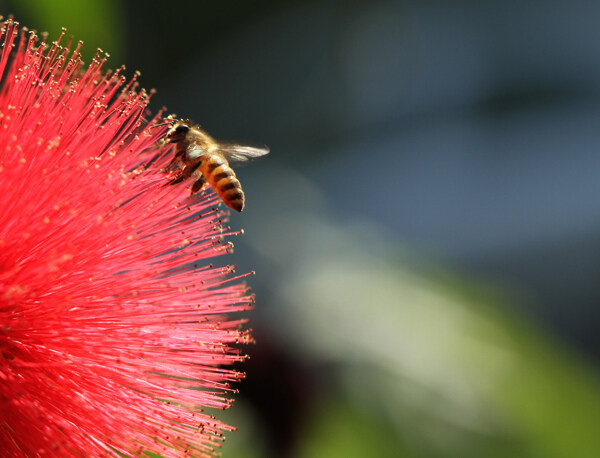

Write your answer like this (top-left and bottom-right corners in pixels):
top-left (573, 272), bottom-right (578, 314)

top-left (0, 18), bottom-right (253, 456)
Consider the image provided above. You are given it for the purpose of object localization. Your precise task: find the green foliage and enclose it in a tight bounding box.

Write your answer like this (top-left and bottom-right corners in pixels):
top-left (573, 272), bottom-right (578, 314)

top-left (296, 399), bottom-right (408, 458)
top-left (12, 0), bottom-right (125, 62)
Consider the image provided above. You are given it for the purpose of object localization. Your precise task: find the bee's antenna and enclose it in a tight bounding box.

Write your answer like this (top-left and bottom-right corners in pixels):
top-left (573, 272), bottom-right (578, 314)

top-left (150, 121), bottom-right (174, 129)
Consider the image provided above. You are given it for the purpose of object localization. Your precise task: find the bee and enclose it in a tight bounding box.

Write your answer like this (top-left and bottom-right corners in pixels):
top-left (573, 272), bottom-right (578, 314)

top-left (162, 119), bottom-right (269, 212)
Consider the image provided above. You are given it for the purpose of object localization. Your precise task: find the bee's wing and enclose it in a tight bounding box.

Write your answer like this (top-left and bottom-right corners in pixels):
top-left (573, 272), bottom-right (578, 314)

top-left (219, 143), bottom-right (270, 164)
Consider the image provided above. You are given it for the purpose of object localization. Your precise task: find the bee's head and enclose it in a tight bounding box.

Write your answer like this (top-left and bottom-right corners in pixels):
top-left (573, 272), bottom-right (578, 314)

top-left (164, 119), bottom-right (194, 144)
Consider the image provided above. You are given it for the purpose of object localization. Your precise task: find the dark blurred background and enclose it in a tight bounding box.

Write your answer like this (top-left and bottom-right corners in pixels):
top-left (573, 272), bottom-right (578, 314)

top-left (6, 1), bottom-right (600, 457)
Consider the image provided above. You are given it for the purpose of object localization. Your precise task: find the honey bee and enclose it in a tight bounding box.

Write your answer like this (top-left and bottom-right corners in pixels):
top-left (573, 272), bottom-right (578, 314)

top-left (163, 119), bottom-right (269, 212)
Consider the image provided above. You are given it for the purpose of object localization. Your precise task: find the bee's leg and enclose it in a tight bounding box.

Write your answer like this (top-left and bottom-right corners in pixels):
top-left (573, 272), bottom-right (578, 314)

top-left (191, 175), bottom-right (207, 195)
top-left (166, 165), bottom-right (187, 186)
top-left (167, 175), bottom-right (184, 186)
top-left (162, 151), bottom-right (184, 172)
top-left (182, 161), bottom-right (201, 179)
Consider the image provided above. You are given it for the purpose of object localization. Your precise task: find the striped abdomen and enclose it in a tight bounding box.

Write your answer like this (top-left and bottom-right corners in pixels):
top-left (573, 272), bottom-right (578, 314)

top-left (200, 154), bottom-right (245, 212)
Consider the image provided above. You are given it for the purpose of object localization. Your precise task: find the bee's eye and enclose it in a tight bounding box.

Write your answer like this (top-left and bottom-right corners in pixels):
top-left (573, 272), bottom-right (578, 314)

top-left (175, 124), bottom-right (190, 134)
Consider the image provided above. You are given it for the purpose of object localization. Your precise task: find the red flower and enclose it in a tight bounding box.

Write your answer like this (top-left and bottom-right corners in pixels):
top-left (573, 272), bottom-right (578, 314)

top-left (0, 19), bottom-right (253, 456)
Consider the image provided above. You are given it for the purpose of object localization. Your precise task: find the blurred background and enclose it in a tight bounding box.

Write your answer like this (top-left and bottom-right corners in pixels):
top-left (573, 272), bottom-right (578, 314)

top-left (5, 1), bottom-right (600, 456)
